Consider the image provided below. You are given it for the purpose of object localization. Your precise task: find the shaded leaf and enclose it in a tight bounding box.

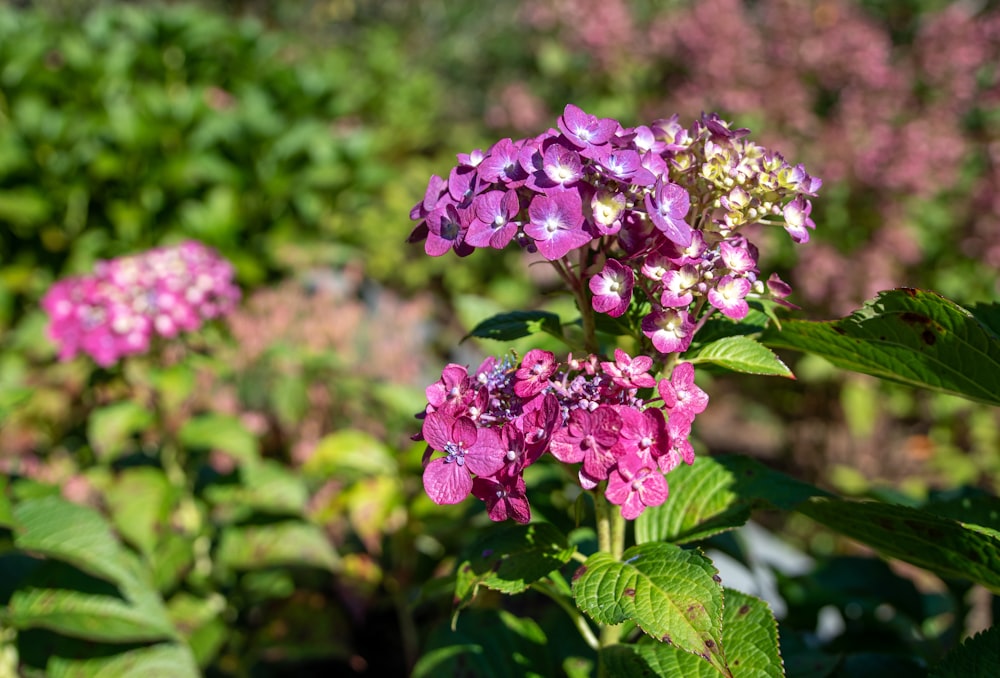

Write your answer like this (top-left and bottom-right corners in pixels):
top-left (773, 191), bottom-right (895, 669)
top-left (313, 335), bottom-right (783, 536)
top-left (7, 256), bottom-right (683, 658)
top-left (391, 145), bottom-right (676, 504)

top-left (798, 498), bottom-right (1000, 591)
top-left (573, 542), bottom-right (727, 673)
top-left (302, 429), bottom-right (396, 481)
top-left (454, 522), bottom-right (575, 614)
top-left (929, 625), bottom-right (1000, 678)
top-left (413, 609), bottom-right (553, 678)
top-left (178, 413), bottom-right (259, 465)
top-left (104, 467), bottom-right (176, 557)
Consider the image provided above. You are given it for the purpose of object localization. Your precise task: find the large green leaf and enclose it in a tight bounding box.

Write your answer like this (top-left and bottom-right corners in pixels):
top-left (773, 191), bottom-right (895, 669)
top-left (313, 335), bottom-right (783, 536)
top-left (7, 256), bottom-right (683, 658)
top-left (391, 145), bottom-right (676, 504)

top-left (798, 498), bottom-right (1000, 592)
top-left (635, 457), bottom-right (751, 545)
top-left (762, 288), bottom-right (1000, 406)
top-left (685, 335), bottom-right (793, 378)
top-left (602, 589), bottom-right (783, 678)
top-left (636, 456), bottom-right (829, 546)
top-left (302, 429), bottom-right (397, 481)
top-left (46, 642), bottom-right (199, 678)
top-left (464, 310), bottom-right (563, 343)
top-left (573, 542), bottom-right (728, 674)
top-left (6, 560), bottom-right (175, 643)
top-left (454, 522), bottom-right (576, 613)
top-left (13, 495), bottom-right (138, 589)
top-left (104, 467), bottom-right (177, 557)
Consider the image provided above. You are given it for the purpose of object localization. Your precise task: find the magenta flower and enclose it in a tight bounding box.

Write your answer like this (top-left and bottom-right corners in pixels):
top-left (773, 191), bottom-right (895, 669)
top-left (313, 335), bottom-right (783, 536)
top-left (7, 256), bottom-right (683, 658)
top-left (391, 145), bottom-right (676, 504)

top-left (605, 452), bottom-right (669, 519)
top-left (600, 349), bottom-right (657, 390)
top-left (514, 349), bottom-right (558, 398)
top-left (557, 103), bottom-right (618, 150)
top-left (641, 308), bottom-right (695, 354)
top-left (659, 265), bottom-right (700, 308)
top-left (658, 362), bottom-right (709, 428)
top-left (644, 181), bottom-right (692, 247)
top-left (549, 406), bottom-right (623, 480)
top-left (708, 275), bottom-right (752, 320)
top-left (593, 147), bottom-right (656, 187)
top-left (589, 259), bottom-right (634, 318)
top-left (591, 190), bottom-right (627, 235)
top-left (466, 189), bottom-right (521, 249)
top-left (421, 413), bottom-right (505, 505)
top-left (424, 204), bottom-right (473, 257)
top-left (615, 406), bottom-right (669, 467)
top-left (472, 472), bottom-right (531, 524)
top-left (523, 189), bottom-right (591, 260)
top-left (719, 240), bottom-right (758, 276)
top-left (479, 138), bottom-right (529, 187)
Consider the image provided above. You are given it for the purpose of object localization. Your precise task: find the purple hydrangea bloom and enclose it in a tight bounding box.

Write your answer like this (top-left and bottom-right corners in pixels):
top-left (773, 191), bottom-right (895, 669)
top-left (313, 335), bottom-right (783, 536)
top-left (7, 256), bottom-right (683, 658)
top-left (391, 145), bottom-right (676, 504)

top-left (708, 275), bottom-right (752, 320)
top-left (467, 189), bottom-right (521, 249)
top-left (557, 103), bottom-right (619, 150)
top-left (644, 180), bottom-right (692, 247)
top-left (523, 189), bottom-right (591, 260)
top-left (589, 259), bottom-right (634, 318)
top-left (605, 450), bottom-right (669, 520)
top-left (641, 308), bottom-right (695, 354)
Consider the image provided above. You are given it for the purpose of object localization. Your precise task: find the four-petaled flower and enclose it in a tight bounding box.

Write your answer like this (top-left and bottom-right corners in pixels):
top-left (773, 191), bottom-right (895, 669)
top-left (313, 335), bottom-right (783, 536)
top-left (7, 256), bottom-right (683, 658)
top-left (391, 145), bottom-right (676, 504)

top-left (645, 180), bottom-right (692, 247)
top-left (589, 259), bottom-right (634, 318)
top-left (422, 413), bottom-right (505, 505)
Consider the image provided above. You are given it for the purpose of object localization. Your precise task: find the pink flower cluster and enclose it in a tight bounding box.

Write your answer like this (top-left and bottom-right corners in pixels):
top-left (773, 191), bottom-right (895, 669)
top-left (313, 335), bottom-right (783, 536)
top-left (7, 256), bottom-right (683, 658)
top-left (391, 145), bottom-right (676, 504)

top-left (42, 241), bottom-right (240, 367)
top-left (418, 348), bottom-right (708, 522)
top-left (409, 105), bottom-right (819, 355)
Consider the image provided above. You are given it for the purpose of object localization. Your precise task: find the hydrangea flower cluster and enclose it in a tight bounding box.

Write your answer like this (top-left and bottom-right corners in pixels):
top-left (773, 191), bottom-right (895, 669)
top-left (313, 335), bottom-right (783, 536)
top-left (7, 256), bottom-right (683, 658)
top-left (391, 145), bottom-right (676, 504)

top-left (42, 241), bottom-right (240, 367)
top-left (418, 348), bottom-right (707, 522)
top-left (409, 105), bottom-right (820, 355)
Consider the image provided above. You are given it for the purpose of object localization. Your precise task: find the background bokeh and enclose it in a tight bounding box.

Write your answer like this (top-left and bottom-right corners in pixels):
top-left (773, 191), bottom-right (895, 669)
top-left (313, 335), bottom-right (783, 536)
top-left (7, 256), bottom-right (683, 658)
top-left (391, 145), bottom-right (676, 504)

top-left (1, 0), bottom-right (998, 675)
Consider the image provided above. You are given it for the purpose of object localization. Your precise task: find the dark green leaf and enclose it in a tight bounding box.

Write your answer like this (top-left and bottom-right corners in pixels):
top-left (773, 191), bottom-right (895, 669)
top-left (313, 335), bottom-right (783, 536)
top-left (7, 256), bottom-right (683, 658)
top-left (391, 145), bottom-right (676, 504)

top-left (454, 522), bottom-right (575, 613)
top-left (798, 498), bottom-right (1000, 591)
top-left (464, 310), bottom-right (563, 343)
top-left (929, 626), bottom-right (1000, 678)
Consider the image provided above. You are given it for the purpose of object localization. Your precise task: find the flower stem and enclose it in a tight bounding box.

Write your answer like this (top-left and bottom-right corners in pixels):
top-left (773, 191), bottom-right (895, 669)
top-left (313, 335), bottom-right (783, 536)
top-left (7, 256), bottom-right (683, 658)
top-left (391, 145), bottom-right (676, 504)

top-left (593, 484), bottom-right (626, 674)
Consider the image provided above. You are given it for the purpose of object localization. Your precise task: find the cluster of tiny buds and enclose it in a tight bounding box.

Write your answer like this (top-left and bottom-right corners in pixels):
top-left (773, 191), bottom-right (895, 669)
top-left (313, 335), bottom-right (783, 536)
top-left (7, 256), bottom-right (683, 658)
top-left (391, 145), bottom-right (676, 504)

top-left (42, 241), bottom-right (241, 367)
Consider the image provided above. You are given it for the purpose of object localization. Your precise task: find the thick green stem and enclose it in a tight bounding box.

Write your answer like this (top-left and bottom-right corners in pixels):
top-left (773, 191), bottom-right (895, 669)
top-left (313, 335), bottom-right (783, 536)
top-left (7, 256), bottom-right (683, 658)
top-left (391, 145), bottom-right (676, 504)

top-left (593, 485), bottom-right (627, 675)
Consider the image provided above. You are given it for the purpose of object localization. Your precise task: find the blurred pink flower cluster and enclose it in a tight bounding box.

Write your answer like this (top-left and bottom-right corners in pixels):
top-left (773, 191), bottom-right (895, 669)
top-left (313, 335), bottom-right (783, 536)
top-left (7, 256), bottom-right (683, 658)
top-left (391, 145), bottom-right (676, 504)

top-left (42, 241), bottom-right (240, 366)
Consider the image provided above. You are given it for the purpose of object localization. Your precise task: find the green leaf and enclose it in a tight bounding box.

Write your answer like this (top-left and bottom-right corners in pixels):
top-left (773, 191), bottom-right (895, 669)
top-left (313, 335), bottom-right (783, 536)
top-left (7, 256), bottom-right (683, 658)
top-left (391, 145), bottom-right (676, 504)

top-left (463, 310), bottom-right (563, 343)
top-left (13, 495), bottom-right (137, 589)
top-left (7, 560), bottom-right (175, 643)
top-left (636, 456), bottom-right (829, 547)
top-left (86, 401), bottom-right (154, 463)
top-left (104, 467), bottom-right (176, 557)
top-left (635, 457), bottom-right (751, 545)
top-left (46, 642), bottom-right (199, 678)
top-left (762, 288), bottom-right (1000, 406)
top-left (602, 589), bottom-right (782, 677)
top-left (798, 497), bottom-right (1000, 591)
top-left (215, 521), bottom-right (338, 572)
top-left (302, 429), bottom-right (396, 481)
top-left (573, 542), bottom-right (727, 673)
top-left (178, 413), bottom-right (259, 465)
top-left (206, 459), bottom-right (309, 519)
top-left (685, 335), bottom-right (793, 378)
top-left (454, 522), bottom-right (575, 614)
top-left (929, 625), bottom-right (1000, 678)
top-left (412, 609), bottom-right (554, 678)
top-left (167, 593), bottom-right (227, 668)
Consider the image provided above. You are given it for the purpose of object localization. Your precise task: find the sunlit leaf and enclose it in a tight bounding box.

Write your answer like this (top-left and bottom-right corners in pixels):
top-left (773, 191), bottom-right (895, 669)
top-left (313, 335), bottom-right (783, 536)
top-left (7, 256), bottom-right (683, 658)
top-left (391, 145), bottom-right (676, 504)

top-left (763, 288), bottom-right (1000, 406)
top-left (573, 542), bottom-right (727, 673)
